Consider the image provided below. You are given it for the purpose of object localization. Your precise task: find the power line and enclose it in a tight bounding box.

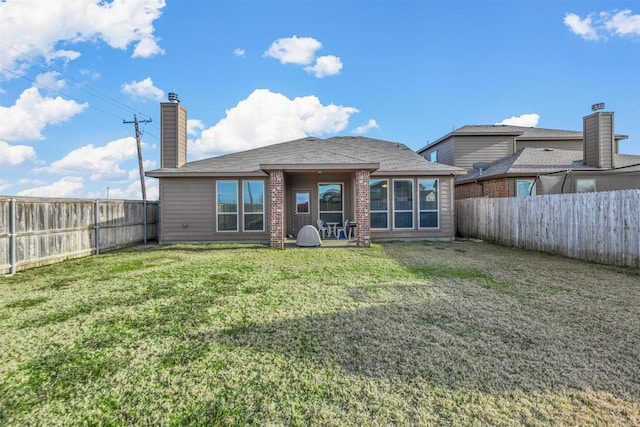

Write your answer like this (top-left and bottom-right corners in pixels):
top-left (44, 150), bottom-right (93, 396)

top-left (0, 42), bottom-right (161, 131)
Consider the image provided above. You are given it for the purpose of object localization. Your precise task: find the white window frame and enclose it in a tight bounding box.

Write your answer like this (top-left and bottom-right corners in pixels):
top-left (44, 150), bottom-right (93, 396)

top-left (242, 180), bottom-right (265, 232)
top-left (418, 178), bottom-right (439, 229)
top-left (295, 191), bottom-right (311, 215)
top-left (217, 180), bottom-right (238, 232)
top-left (430, 150), bottom-right (438, 163)
top-left (370, 179), bottom-right (389, 230)
top-left (393, 179), bottom-right (414, 230)
top-left (318, 182), bottom-right (344, 224)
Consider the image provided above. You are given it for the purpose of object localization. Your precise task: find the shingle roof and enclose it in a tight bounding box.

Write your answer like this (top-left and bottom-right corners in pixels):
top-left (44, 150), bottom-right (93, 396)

top-left (456, 148), bottom-right (589, 183)
top-left (147, 136), bottom-right (466, 177)
top-left (452, 125), bottom-right (583, 139)
top-left (456, 147), bottom-right (640, 183)
top-left (419, 124), bottom-right (628, 153)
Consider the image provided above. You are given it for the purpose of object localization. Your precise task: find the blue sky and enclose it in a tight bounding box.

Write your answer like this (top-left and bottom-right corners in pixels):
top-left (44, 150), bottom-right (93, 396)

top-left (1, 0), bottom-right (639, 200)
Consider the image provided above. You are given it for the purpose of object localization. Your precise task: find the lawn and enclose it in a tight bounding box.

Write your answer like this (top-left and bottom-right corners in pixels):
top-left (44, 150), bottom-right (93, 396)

top-left (0, 240), bottom-right (639, 426)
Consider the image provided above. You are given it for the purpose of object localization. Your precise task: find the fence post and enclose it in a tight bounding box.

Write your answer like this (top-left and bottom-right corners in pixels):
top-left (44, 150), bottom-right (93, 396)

top-left (143, 200), bottom-right (147, 244)
top-left (9, 198), bottom-right (16, 276)
top-left (95, 200), bottom-right (100, 255)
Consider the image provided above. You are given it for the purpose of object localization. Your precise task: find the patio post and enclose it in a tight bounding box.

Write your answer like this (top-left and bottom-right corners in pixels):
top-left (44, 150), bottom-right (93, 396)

top-left (355, 170), bottom-right (371, 247)
top-left (269, 170), bottom-right (285, 248)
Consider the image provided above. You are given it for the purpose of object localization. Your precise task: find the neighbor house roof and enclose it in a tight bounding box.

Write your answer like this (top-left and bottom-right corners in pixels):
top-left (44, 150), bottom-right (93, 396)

top-left (456, 148), bottom-right (640, 184)
top-left (418, 125), bottom-right (628, 153)
top-left (147, 136), bottom-right (466, 178)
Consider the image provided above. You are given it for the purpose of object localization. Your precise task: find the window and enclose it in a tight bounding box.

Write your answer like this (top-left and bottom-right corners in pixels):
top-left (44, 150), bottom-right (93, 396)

top-left (393, 179), bottom-right (413, 229)
top-left (243, 180), bottom-right (264, 231)
top-left (517, 179), bottom-right (536, 197)
top-left (319, 183), bottom-right (343, 224)
top-left (217, 181), bottom-right (238, 231)
top-left (577, 179), bottom-right (596, 193)
top-left (430, 150), bottom-right (438, 163)
top-left (418, 179), bottom-right (438, 228)
top-left (295, 191), bottom-right (310, 214)
top-left (370, 179), bottom-right (388, 229)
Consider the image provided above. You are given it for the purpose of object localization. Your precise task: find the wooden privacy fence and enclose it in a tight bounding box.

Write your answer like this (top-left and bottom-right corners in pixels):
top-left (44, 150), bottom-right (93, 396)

top-left (456, 190), bottom-right (640, 268)
top-left (0, 197), bottom-right (158, 275)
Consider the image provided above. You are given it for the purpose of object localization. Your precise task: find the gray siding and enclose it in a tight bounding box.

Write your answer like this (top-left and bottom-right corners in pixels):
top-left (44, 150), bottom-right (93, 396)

top-left (159, 178), bottom-right (215, 242)
top-left (453, 135), bottom-right (514, 170)
top-left (437, 140), bottom-right (455, 165)
top-left (583, 112), bottom-right (614, 168)
top-left (421, 140), bottom-right (455, 166)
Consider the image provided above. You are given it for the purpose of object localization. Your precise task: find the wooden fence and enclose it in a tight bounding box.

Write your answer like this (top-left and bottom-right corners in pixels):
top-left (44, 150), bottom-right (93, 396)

top-left (0, 197), bottom-right (158, 275)
top-left (456, 190), bottom-right (640, 268)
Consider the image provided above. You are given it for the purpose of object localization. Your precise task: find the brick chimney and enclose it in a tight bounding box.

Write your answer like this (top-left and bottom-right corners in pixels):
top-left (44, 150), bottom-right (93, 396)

top-left (583, 111), bottom-right (615, 169)
top-left (160, 93), bottom-right (188, 168)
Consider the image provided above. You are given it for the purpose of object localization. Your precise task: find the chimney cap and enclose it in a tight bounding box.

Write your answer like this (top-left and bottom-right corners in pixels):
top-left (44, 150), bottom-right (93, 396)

top-left (591, 102), bottom-right (605, 111)
top-left (168, 92), bottom-right (180, 103)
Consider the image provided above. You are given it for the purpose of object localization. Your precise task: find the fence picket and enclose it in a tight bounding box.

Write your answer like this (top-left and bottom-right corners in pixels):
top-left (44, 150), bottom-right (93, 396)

top-left (1, 197), bottom-right (158, 275)
top-left (456, 190), bottom-right (640, 268)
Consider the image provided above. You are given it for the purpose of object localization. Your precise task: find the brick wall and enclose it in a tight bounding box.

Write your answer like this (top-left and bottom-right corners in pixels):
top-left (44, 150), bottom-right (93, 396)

top-left (355, 170), bottom-right (371, 247)
top-left (269, 170), bottom-right (284, 248)
top-left (456, 178), bottom-right (510, 199)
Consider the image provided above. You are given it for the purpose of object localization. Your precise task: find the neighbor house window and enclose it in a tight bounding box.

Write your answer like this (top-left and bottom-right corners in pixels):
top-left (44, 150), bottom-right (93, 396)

top-left (576, 179), bottom-right (596, 193)
top-left (517, 179), bottom-right (536, 197)
top-left (418, 179), bottom-right (438, 228)
top-left (319, 183), bottom-right (343, 224)
top-left (243, 180), bottom-right (264, 231)
top-left (217, 180), bottom-right (238, 231)
top-left (430, 151), bottom-right (438, 163)
top-left (370, 179), bottom-right (388, 229)
top-left (393, 179), bottom-right (413, 229)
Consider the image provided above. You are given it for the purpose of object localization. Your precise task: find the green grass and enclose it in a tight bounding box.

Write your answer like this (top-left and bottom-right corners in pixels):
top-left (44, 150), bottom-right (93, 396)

top-left (1, 241), bottom-right (639, 426)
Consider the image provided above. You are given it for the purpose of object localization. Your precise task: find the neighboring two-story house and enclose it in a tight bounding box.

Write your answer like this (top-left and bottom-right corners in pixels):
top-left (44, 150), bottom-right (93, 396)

top-left (417, 111), bottom-right (640, 198)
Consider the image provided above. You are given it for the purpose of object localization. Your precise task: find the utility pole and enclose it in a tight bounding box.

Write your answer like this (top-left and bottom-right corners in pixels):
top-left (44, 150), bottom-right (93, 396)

top-left (123, 114), bottom-right (152, 201)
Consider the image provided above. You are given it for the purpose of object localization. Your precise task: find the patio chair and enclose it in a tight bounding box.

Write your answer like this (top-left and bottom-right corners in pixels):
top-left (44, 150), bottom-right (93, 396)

top-left (316, 218), bottom-right (328, 238)
top-left (337, 219), bottom-right (349, 239)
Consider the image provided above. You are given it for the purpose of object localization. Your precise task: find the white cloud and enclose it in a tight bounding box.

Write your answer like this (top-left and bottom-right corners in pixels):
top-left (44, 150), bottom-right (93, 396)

top-left (264, 36), bottom-right (322, 65)
top-left (496, 113), bottom-right (540, 127)
top-left (190, 89), bottom-right (359, 158)
top-left (0, 179), bottom-right (11, 193)
top-left (35, 71), bottom-right (66, 90)
top-left (0, 140), bottom-right (37, 166)
top-left (234, 48), bottom-right (246, 57)
top-left (132, 35), bottom-right (164, 58)
top-left (121, 77), bottom-right (164, 101)
top-left (565, 9), bottom-right (640, 41)
top-left (305, 55), bottom-right (343, 78)
top-left (564, 13), bottom-right (599, 41)
top-left (18, 176), bottom-right (84, 198)
top-left (0, 87), bottom-right (88, 141)
top-left (0, 0), bottom-right (166, 77)
top-left (352, 119), bottom-right (380, 134)
top-left (603, 10), bottom-right (640, 37)
top-left (187, 119), bottom-right (205, 136)
top-left (42, 137), bottom-right (138, 180)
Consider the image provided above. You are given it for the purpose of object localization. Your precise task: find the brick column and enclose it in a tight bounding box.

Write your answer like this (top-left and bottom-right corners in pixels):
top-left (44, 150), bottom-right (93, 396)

top-left (355, 170), bottom-right (371, 247)
top-left (269, 170), bottom-right (285, 249)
